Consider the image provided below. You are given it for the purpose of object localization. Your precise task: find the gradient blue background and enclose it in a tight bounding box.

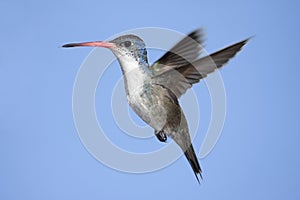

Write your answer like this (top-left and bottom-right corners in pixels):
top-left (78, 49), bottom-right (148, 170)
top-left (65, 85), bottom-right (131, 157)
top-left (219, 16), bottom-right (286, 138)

top-left (1, 0), bottom-right (300, 199)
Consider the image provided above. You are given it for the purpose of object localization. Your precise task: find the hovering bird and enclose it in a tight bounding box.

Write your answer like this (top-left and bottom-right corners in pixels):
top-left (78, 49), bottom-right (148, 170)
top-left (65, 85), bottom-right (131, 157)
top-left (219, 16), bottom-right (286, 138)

top-left (62, 28), bottom-right (249, 183)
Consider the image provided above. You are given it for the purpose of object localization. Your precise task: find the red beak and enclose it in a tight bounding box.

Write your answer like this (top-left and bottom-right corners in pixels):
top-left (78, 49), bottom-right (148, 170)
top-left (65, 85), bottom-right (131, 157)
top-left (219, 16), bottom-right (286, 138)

top-left (62, 41), bottom-right (114, 48)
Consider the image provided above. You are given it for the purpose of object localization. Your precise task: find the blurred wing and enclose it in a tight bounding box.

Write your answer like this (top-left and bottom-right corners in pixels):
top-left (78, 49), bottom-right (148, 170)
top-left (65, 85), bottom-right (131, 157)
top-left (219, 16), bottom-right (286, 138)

top-left (153, 38), bottom-right (250, 98)
top-left (151, 28), bottom-right (205, 75)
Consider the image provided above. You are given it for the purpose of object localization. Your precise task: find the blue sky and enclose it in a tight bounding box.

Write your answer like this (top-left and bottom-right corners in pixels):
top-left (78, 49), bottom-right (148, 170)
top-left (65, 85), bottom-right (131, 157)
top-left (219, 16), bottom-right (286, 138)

top-left (1, 0), bottom-right (300, 199)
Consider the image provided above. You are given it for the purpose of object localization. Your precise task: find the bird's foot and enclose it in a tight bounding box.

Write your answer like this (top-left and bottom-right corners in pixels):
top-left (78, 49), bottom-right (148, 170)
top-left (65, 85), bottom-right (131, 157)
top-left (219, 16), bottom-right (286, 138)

top-left (155, 130), bottom-right (167, 142)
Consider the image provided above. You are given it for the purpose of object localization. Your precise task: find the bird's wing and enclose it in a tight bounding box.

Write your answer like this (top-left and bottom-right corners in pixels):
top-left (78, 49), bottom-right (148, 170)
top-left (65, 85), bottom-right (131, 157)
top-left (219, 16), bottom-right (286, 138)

top-left (151, 28), bottom-right (205, 75)
top-left (152, 38), bottom-right (250, 98)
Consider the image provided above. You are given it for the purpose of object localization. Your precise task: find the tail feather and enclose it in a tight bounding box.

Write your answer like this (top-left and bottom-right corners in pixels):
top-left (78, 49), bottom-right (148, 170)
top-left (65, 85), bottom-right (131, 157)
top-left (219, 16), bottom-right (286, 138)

top-left (184, 144), bottom-right (202, 184)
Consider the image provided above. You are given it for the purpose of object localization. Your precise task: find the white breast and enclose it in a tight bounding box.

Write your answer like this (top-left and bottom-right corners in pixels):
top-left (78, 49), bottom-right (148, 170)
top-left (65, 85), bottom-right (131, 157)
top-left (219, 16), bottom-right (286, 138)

top-left (119, 57), bottom-right (150, 99)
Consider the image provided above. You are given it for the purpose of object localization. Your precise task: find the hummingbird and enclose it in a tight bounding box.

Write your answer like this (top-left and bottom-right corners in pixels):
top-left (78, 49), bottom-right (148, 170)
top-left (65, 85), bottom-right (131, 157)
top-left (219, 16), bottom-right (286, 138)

top-left (62, 28), bottom-right (249, 183)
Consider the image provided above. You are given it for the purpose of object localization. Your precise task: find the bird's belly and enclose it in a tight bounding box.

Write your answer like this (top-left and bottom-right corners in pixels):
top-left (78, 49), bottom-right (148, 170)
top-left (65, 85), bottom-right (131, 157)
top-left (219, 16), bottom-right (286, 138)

top-left (128, 91), bottom-right (167, 131)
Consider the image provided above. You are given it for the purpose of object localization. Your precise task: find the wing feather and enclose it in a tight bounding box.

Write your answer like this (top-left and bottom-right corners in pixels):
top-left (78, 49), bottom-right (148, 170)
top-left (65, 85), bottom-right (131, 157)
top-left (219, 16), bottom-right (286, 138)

top-left (151, 28), bottom-right (205, 75)
top-left (152, 38), bottom-right (250, 98)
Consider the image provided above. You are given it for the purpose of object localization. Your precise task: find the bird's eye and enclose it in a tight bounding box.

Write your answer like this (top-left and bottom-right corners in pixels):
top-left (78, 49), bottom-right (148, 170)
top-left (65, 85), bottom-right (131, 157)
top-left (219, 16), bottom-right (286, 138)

top-left (122, 41), bottom-right (132, 48)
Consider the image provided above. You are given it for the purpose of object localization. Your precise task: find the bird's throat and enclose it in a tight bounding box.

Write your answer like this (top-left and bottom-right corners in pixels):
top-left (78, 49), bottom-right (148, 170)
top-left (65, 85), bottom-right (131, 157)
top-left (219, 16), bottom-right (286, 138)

top-left (118, 59), bottom-right (151, 100)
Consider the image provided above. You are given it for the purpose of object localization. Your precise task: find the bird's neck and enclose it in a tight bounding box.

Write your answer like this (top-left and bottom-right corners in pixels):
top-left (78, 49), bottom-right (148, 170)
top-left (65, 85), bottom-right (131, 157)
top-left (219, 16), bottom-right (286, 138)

top-left (118, 57), bottom-right (149, 75)
top-left (114, 47), bottom-right (149, 74)
top-left (117, 56), bottom-right (151, 98)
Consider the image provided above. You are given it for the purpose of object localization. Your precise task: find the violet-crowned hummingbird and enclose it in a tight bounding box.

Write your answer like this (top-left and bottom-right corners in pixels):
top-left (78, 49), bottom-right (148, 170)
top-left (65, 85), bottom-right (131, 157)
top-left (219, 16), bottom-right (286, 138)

top-left (62, 28), bottom-right (249, 183)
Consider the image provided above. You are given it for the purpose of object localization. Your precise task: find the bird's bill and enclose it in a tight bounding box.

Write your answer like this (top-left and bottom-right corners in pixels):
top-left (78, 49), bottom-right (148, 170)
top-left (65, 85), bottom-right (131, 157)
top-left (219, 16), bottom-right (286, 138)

top-left (62, 41), bottom-right (114, 48)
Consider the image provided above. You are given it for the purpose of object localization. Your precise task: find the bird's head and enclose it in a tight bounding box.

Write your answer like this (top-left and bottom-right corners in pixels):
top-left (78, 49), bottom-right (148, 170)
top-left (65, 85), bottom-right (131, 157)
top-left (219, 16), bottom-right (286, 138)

top-left (62, 34), bottom-right (148, 66)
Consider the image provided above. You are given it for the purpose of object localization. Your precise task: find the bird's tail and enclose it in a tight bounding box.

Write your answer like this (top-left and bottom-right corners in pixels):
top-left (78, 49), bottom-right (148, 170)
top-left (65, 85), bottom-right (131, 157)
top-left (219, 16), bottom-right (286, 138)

top-left (184, 144), bottom-right (202, 184)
